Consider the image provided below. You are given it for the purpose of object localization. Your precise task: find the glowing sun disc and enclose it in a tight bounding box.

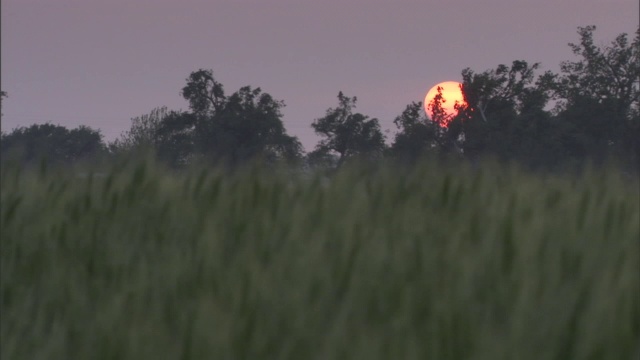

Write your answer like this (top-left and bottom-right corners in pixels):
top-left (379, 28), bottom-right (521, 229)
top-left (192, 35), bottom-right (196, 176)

top-left (424, 81), bottom-right (465, 124)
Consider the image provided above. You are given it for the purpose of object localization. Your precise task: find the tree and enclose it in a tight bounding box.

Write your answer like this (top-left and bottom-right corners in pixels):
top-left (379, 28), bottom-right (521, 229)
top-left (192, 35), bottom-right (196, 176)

top-left (453, 27), bottom-right (640, 171)
top-left (154, 111), bottom-right (197, 167)
top-left (428, 88), bottom-right (467, 155)
top-left (457, 60), bottom-right (555, 166)
top-left (459, 60), bottom-right (543, 124)
top-left (311, 92), bottom-right (385, 167)
top-left (550, 26), bottom-right (639, 116)
top-left (110, 106), bottom-right (171, 153)
top-left (181, 69), bottom-right (226, 116)
top-left (0, 91), bottom-right (7, 118)
top-left (108, 106), bottom-right (197, 168)
top-left (426, 86), bottom-right (457, 128)
top-left (181, 69), bottom-right (303, 166)
top-left (389, 101), bottom-right (442, 163)
top-left (1, 123), bottom-right (106, 166)
top-left (544, 25), bottom-right (640, 168)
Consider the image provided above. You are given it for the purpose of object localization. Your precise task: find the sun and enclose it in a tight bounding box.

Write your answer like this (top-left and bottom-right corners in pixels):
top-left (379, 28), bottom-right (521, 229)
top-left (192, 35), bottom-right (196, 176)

top-left (424, 81), bottom-right (466, 127)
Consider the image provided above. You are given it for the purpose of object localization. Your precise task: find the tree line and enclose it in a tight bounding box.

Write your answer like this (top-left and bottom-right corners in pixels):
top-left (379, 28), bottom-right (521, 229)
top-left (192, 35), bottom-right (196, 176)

top-left (1, 26), bottom-right (638, 173)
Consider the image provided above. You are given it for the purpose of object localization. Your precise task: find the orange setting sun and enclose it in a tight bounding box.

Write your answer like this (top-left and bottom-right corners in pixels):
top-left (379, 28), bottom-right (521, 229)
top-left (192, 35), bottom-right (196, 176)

top-left (424, 81), bottom-right (466, 127)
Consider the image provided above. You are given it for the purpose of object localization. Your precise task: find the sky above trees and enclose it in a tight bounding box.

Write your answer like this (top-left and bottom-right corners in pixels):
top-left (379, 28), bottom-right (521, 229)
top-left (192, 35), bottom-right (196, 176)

top-left (1, 0), bottom-right (638, 151)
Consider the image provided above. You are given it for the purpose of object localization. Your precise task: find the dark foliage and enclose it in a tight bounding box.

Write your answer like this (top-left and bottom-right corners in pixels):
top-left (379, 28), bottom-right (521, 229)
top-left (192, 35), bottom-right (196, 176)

top-left (1, 123), bottom-right (107, 166)
top-left (311, 92), bottom-right (386, 168)
top-left (4, 26), bottom-right (638, 174)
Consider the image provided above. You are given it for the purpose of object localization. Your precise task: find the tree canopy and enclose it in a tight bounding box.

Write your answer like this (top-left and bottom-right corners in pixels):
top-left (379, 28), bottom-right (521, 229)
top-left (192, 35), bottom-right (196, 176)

top-left (108, 69), bottom-right (303, 168)
top-left (310, 92), bottom-right (385, 168)
top-left (1, 123), bottom-right (106, 166)
top-left (388, 25), bottom-right (639, 172)
top-left (2, 26), bottom-right (637, 174)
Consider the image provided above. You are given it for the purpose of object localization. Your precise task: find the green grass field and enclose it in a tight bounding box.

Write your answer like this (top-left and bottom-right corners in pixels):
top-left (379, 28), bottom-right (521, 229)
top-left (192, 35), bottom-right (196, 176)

top-left (1, 158), bottom-right (639, 359)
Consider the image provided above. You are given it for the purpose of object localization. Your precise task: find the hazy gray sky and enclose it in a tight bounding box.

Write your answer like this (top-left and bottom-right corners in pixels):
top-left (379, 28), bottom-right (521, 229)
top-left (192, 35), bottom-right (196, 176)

top-left (2, 0), bottom-right (638, 150)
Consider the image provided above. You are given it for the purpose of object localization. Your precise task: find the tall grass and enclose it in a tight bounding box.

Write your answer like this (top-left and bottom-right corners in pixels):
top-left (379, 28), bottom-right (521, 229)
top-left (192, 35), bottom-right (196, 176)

top-left (1, 158), bottom-right (638, 359)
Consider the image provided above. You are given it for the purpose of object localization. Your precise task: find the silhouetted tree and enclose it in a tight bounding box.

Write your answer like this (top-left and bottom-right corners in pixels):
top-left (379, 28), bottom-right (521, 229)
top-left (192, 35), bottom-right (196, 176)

top-left (544, 26), bottom-right (640, 168)
top-left (109, 107), bottom-right (196, 167)
top-left (389, 101), bottom-right (442, 163)
top-left (458, 60), bottom-right (556, 167)
top-left (154, 111), bottom-right (197, 167)
top-left (0, 91), bottom-right (7, 118)
top-left (460, 60), bottom-right (543, 122)
top-left (110, 106), bottom-right (170, 154)
top-left (1, 123), bottom-right (106, 166)
top-left (311, 92), bottom-right (385, 167)
top-left (180, 70), bottom-right (303, 167)
top-left (427, 87), bottom-right (456, 127)
top-left (181, 69), bottom-right (226, 116)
